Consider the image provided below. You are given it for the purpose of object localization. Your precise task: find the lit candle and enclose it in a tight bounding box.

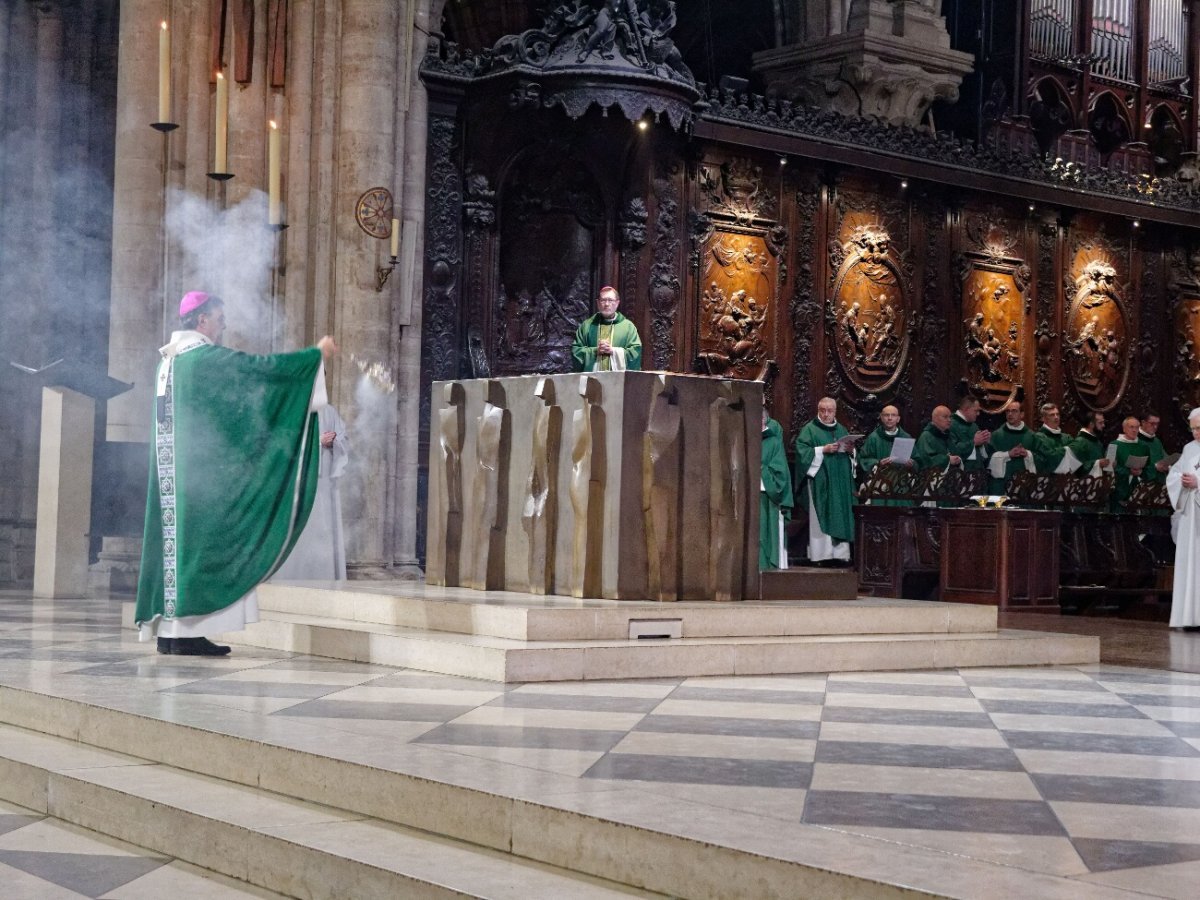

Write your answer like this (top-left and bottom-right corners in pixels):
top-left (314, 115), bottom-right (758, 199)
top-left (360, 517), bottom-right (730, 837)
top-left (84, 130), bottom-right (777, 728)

top-left (214, 72), bottom-right (229, 173)
top-left (158, 21), bottom-right (170, 123)
top-left (268, 120), bottom-right (281, 225)
top-left (390, 218), bottom-right (400, 257)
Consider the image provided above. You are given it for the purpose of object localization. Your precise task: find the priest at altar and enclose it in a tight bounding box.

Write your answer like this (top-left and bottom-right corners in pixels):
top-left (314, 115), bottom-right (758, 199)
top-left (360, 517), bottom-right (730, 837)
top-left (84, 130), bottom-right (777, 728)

top-left (571, 285), bottom-right (642, 372)
top-left (793, 397), bottom-right (855, 563)
top-left (135, 291), bottom-right (337, 656)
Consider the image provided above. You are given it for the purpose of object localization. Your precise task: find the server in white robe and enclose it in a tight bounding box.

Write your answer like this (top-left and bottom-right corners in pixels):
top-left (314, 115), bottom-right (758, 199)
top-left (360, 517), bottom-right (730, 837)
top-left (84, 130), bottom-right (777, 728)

top-left (1167, 407), bottom-right (1200, 628)
top-left (273, 404), bottom-right (349, 581)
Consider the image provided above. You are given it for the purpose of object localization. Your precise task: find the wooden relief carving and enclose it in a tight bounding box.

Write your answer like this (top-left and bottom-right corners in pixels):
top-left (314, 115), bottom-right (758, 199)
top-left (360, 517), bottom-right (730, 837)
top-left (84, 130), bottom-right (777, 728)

top-left (1173, 291), bottom-right (1200, 414)
top-left (494, 151), bottom-right (604, 375)
top-left (959, 214), bottom-right (1030, 413)
top-left (522, 378), bottom-right (561, 594)
top-left (1065, 257), bottom-right (1130, 412)
top-left (698, 158), bottom-right (776, 224)
top-left (829, 224), bottom-right (909, 393)
top-left (696, 232), bottom-right (777, 378)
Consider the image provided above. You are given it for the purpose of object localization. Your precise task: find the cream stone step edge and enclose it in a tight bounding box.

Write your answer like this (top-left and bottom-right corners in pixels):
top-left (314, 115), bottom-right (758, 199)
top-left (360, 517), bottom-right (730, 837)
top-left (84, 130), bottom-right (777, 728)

top-left (258, 583), bottom-right (998, 641)
top-left (0, 689), bottom-right (1134, 900)
top-left (0, 722), bottom-right (657, 900)
top-left (229, 613), bottom-right (1100, 682)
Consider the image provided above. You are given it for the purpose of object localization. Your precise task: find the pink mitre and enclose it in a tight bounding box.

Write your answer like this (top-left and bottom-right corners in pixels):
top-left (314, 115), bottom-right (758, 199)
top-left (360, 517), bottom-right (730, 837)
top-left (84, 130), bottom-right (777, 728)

top-left (179, 291), bottom-right (209, 317)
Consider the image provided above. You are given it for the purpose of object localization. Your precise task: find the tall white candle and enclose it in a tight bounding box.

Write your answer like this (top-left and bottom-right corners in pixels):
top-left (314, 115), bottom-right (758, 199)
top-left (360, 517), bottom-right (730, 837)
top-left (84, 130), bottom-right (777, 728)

top-left (214, 72), bottom-right (229, 172)
top-left (390, 218), bottom-right (400, 257)
top-left (268, 120), bottom-right (282, 225)
top-left (158, 21), bottom-right (170, 123)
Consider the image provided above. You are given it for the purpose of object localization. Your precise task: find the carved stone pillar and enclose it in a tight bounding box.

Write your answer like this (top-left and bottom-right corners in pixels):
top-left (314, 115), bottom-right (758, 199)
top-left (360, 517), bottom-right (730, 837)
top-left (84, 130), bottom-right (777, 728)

top-left (753, 0), bottom-right (974, 127)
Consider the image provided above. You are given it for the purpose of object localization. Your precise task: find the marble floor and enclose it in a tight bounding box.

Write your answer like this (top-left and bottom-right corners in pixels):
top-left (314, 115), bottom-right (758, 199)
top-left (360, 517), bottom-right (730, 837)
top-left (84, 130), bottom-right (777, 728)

top-left (4, 592), bottom-right (1200, 897)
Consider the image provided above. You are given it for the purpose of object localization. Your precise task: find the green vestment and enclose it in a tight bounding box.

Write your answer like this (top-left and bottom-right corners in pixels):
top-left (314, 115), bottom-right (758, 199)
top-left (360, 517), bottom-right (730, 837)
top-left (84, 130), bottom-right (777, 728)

top-left (759, 417), bottom-right (794, 569)
top-left (1138, 430), bottom-right (1167, 484)
top-left (1112, 437), bottom-right (1148, 506)
top-left (136, 339), bottom-right (323, 632)
top-left (913, 422), bottom-right (954, 471)
top-left (1038, 425), bottom-right (1072, 449)
top-left (987, 424), bottom-right (1038, 494)
top-left (571, 312), bottom-right (642, 372)
top-left (858, 424), bottom-right (913, 507)
top-left (1032, 426), bottom-right (1072, 475)
top-left (1067, 429), bottom-right (1105, 473)
top-left (793, 418), bottom-right (855, 544)
top-left (949, 412), bottom-right (988, 472)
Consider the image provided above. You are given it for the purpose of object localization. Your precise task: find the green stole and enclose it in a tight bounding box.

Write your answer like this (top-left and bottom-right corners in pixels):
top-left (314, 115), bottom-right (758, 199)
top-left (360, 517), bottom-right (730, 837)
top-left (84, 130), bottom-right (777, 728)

top-left (858, 424), bottom-right (913, 507)
top-left (793, 418), bottom-right (855, 543)
top-left (570, 313), bottom-right (643, 372)
top-left (136, 343), bottom-right (322, 628)
top-left (759, 417), bottom-right (794, 569)
top-left (1067, 430), bottom-right (1105, 473)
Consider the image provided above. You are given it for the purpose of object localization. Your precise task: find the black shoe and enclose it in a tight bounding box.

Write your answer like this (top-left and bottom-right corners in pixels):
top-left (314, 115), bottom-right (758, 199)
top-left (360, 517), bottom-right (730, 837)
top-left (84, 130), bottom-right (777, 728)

top-left (173, 636), bottom-right (231, 656)
top-left (156, 637), bottom-right (175, 654)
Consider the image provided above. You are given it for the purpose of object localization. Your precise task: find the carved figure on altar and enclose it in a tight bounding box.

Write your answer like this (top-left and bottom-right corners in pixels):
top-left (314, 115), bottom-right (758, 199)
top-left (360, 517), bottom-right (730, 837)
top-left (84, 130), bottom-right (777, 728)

top-left (571, 286), bottom-right (642, 372)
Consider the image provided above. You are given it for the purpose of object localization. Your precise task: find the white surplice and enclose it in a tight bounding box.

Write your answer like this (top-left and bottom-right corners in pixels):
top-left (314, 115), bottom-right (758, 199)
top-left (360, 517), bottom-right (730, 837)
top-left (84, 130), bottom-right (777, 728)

top-left (1167, 440), bottom-right (1200, 627)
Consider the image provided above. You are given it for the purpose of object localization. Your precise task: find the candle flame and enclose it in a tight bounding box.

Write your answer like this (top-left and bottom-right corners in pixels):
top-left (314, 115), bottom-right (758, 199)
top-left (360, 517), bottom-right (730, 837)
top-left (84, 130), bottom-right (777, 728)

top-left (216, 71), bottom-right (224, 81)
top-left (161, 21), bottom-right (168, 30)
top-left (269, 120), bottom-right (278, 130)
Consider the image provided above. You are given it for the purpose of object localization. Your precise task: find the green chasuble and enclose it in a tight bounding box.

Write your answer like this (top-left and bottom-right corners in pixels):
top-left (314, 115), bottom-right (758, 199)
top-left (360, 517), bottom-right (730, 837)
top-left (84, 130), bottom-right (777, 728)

top-left (1067, 429), bottom-right (1105, 473)
top-left (987, 424), bottom-right (1038, 494)
top-left (571, 312), bottom-right (642, 372)
top-left (136, 339), bottom-right (323, 630)
top-left (1138, 430), bottom-right (1167, 484)
top-left (793, 418), bottom-right (855, 543)
top-left (1032, 431), bottom-right (1070, 475)
top-left (913, 422), bottom-right (953, 471)
top-left (1111, 437), bottom-right (1148, 506)
top-left (759, 417), bottom-right (794, 569)
top-left (949, 412), bottom-right (988, 472)
top-left (1038, 425), bottom-right (1072, 449)
top-left (858, 424), bottom-right (913, 507)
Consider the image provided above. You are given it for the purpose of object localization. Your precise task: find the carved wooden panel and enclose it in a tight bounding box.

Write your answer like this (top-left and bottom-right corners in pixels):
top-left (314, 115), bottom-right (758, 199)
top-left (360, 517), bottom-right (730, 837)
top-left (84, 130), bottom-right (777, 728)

top-left (696, 231), bottom-right (777, 378)
top-left (1064, 250), bottom-right (1130, 412)
top-left (1174, 291), bottom-right (1200, 414)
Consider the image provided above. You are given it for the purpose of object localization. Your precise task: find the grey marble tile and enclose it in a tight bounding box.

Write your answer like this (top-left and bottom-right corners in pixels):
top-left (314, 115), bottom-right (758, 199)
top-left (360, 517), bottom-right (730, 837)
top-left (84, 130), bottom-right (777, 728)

top-left (667, 686), bottom-right (826, 705)
top-left (163, 680), bottom-right (345, 699)
top-left (0, 850), bottom-right (167, 897)
top-left (825, 681), bottom-right (975, 698)
top-left (1072, 838), bottom-right (1200, 872)
top-left (65, 661), bottom-right (229, 679)
top-left (979, 699), bottom-right (1146, 719)
top-left (814, 740), bottom-right (1024, 771)
top-left (365, 672), bottom-right (519, 692)
top-left (275, 699), bottom-right (475, 722)
top-left (485, 692), bottom-right (661, 714)
top-left (820, 706), bottom-right (995, 729)
top-left (258, 658), bottom-right (398, 675)
top-left (1090, 672), bottom-right (1200, 686)
top-left (1034, 774), bottom-right (1200, 808)
top-left (962, 676), bottom-right (1109, 693)
top-left (634, 714), bottom-right (820, 740)
top-left (803, 791), bottom-right (1066, 835)
top-left (584, 752), bottom-right (813, 788)
top-left (1163, 721), bottom-right (1200, 738)
top-left (1118, 693), bottom-right (1200, 709)
top-left (30, 650), bottom-right (145, 664)
top-left (414, 723), bottom-right (626, 751)
top-left (1001, 730), bottom-right (1200, 757)
top-left (0, 815), bottom-right (41, 838)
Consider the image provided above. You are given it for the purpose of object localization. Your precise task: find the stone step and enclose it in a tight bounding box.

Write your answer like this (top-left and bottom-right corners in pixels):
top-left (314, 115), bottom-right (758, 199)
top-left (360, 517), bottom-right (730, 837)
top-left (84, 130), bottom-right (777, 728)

top-left (259, 582), bottom-right (993, 641)
top-left (759, 566), bottom-right (858, 601)
top-left (225, 611), bottom-right (1098, 682)
top-left (0, 722), bottom-right (657, 900)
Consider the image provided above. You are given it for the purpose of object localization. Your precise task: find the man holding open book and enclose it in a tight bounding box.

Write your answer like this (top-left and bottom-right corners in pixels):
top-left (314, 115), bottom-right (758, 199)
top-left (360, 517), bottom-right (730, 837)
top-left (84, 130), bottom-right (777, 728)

top-left (793, 397), bottom-right (860, 565)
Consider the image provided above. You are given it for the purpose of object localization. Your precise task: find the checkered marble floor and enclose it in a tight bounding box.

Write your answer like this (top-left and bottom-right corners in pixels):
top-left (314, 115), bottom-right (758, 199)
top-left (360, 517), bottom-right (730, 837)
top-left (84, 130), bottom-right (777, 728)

top-left (5, 594), bottom-right (1200, 897)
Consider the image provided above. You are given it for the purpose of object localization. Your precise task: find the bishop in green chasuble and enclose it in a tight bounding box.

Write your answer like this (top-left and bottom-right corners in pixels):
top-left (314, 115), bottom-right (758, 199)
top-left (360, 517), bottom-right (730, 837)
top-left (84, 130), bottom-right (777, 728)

top-left (136, 293), bottom-right (328, 651)
top-left (760, 414), bottom-right (794, 569)
top-left (793, 397), bottom-right (855, 562)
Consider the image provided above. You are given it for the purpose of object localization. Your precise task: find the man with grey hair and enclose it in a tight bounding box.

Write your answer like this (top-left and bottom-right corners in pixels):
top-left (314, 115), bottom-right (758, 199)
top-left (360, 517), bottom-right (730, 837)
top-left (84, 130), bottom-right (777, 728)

top-left (793, 397), bottom-right (857, 564)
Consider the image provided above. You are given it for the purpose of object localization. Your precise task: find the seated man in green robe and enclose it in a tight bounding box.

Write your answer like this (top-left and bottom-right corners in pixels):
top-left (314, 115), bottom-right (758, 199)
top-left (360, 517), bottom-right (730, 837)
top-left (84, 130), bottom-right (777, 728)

top-left (913, 406), bottom-right (961, 471)
top-left (1139, 413), bottom-right (1169, 484)
top-left (1111, 415), bottom-right (1149, 508)
top-left (571, 285), bottom-right (642, 372)
top-left (950, 395), bottom-right (991, 473)
top-left (135, 291), bottom-right (337, 656)
top-left (1067, 410), bottom-right (1111, 477)
top-left (987, 401), bottom-right (1037, 494)
top-left (793, 397), bottom-right (856, 564)
top-left (858, 405), bottom-right (914, 506)
top-left (760, 409), bottom-right (794, 569)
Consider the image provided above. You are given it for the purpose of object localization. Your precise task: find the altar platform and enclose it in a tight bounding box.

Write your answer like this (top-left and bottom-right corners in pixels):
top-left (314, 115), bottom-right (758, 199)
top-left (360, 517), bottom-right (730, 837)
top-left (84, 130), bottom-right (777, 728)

top-left (219, 578), bottom-right (1099, 682)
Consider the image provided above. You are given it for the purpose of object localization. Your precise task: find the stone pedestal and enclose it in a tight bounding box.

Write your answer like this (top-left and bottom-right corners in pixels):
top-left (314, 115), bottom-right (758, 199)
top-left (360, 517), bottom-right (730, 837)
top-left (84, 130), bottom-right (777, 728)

top-left (427, 371), bottom-right (762, 601)
top-left (33, 387), bottom-right (95, 598)
top-left (753, 0), bottom-right (974, 127)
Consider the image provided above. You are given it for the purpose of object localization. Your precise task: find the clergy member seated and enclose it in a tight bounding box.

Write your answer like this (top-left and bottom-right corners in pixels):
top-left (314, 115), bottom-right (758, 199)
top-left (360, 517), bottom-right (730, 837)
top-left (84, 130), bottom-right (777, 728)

top-left (1139, 413), bottom-right (1169, 484)
top-left (1111, 416), bottom-right (1147, 508)
top-left (793, 397), bottom-right (856, 565)
top-left (1166, 407), bottom-right (1200, 629)
top-left (858, 405), bottom-right (913, 506)
top-left (272, 404), bottom-right (349, 581)
top-left (950, 395), bottom-right (991, 473)
top-left (1066, 411), bottom-right (1111, 477)
top-left (135, 291), bottom-right (337, 656)
top-left (760, 408), bottom-right (793, 570)
top-left (571, 285), bottom-right (642, 372)
top-left (987, 401), bottom-right (1037, 494)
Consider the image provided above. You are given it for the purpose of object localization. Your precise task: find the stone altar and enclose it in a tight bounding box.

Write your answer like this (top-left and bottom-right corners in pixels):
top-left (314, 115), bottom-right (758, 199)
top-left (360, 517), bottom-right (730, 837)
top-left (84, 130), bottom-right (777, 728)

top-left (427, 371), bottom-right (762, 601)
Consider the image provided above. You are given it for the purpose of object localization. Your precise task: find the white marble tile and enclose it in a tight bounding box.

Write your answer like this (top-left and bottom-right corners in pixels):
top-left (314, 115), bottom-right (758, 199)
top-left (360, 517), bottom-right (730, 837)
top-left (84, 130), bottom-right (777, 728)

top-left (1015, 748), bottom-right (1200, 781)
top-left (1096, 681), bottom-right (1200, 699)
top-left (1135, 705), bottom-right (1200, 723)
top-left (988, 713), bottom-right (1175, 736)
top-left (610, 730), bottom-right (816, 762)
top-left (827, 672), bottom-right (967, 686)
top-left (809, 763), bottom-right (1042, 800)
top-left (1076, 858), bottom-right (1200, 900)
top-left (970, 686), bottom-right (1129, 705)
top-left (204, 669), bottom-right (383, 687)
top-left (816, 720), bottom-right (1009, 748)
top-left (650, 698), bottom-right (822, 722)
top-left (822, 692), bottom-right (984, 712)
top-left (182, 695), bottom-right (312, 716)
top-left (830, 827), bottom-right (1089, 878)
top-left (449, 705), bottom-right (646, 731)
top-left (421, 743), bottom-right (606, 778)
top-left (319, 684), bottom-right (504, 706)
top-left (679, 675), bottom-right (828, 692)
top-left (1052, 801), bottom-right (1200, 842)
top-left (99, 860), bottom-right (285, 899)
top-left (510, 681), bottom-right (677, 699)
top-left (0, 817), bottom-right (165, 857)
